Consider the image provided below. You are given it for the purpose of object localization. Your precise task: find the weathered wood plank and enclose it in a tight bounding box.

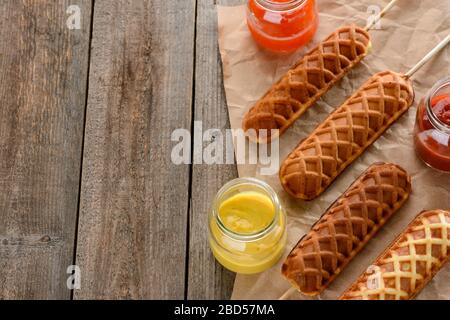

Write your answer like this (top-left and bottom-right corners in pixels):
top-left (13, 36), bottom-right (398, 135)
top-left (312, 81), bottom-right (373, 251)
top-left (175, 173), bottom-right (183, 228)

top-left (74, 0), bottom-right (196, 299)
top-left (187, 0), bottom-right (243, 300)
top-left (0, 0), bottom-right (92, 299)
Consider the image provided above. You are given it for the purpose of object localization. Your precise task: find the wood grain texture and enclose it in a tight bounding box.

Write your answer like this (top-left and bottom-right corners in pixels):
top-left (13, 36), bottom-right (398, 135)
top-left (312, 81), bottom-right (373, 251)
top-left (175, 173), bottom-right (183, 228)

top-left (0, 0), bottom-right (92, 299)
top-left (186, 0), bottom-right (242, 300)
top-left (74, 0), bottom-right (196, 299)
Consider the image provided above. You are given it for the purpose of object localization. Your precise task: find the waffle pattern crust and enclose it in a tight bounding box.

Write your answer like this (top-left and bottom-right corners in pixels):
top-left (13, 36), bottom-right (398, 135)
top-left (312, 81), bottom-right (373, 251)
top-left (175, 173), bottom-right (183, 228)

top-left (280, 70), bottom-right (414, 200)
top-left (242, 25), bottom-right (371, 143)
top-left (340, 210), bottom-right (450, 300)
top-left (281, 163), bottom-right (412, 296)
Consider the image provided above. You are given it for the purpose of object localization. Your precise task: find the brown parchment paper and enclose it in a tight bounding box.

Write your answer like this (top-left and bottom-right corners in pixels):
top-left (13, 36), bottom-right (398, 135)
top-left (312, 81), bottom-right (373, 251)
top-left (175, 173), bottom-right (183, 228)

top-left (217, 0), bottom-right (450, 300)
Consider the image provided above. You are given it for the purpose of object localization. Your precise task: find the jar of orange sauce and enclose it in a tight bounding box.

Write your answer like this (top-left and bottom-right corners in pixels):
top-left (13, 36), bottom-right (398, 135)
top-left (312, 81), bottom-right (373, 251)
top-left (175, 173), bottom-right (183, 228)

top-left (414, 76), bottom-right (450, 172)
top-left (247, 0), bottom-right (319, 53)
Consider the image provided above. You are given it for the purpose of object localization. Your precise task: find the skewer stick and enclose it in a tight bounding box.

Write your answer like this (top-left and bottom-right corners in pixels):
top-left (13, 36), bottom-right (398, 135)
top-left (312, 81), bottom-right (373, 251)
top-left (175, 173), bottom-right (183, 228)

top-left (364, 0), bottom-right (399, 31)
top-left (404, 34), bottom-right (450, 79)
top-left (279, 287), bottom-right (297, 300)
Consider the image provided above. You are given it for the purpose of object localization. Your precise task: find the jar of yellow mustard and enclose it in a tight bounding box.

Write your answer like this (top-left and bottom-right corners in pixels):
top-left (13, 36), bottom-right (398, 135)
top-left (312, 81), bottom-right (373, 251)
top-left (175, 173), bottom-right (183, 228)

top-left (208, 178), bottom-right (287, 274)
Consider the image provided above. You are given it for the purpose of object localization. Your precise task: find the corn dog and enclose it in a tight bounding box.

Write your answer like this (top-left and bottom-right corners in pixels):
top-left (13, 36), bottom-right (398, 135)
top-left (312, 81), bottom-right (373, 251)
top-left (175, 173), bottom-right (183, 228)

top-left (340, 209), bottom-right (450, 300)
top-left (242, 25), bottom-right (371, 143)
top-left (279, 70), bottom-right (414, 200)
top-left (282, 163), bottom-right (412, 296)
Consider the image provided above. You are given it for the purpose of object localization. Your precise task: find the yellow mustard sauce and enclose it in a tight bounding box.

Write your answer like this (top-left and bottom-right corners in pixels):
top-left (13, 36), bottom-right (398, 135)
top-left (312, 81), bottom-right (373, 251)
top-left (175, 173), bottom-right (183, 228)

top-left (209, 179), bottom-right (286, 274)
top-left (218, 191), bottom-right (275, 234)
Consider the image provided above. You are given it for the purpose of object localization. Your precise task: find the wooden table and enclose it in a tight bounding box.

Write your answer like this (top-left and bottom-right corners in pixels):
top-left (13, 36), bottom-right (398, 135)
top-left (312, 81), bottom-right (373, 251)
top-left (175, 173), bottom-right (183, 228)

top-left (0, 0), bottom-right (243, 300)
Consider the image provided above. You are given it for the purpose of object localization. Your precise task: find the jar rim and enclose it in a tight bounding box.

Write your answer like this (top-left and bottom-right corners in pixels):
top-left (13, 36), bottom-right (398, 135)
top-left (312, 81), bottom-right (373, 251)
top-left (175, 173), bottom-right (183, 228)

top-left (212, 177), bottom-right (282, 241)
top-left (254, 0), bottom-right (308, 12)
top-left (425, 75), bottom-right (450, 134)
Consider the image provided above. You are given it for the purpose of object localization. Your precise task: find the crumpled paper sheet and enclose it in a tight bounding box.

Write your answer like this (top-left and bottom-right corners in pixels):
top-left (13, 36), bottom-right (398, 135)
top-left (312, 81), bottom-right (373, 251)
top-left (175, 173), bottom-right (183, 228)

top-left (217, 0), bottom-right (450, 300)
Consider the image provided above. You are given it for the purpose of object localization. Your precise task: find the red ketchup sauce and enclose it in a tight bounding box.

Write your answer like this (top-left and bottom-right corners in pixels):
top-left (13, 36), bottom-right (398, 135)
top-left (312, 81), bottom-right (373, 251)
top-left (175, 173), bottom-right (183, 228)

top-left (414, 93), bottom-right (450, 172)
top-left (247, 0), bottom-right (318, 53)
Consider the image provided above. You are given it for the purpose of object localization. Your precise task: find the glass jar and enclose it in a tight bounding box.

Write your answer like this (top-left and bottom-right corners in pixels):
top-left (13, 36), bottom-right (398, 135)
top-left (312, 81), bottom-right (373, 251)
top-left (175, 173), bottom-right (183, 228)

top-left (208, 178), bottom-right (287, 274)
top-left (414, 76), bottom-right (450, 172)
top-left (246, 0), bottom-right (319, 53)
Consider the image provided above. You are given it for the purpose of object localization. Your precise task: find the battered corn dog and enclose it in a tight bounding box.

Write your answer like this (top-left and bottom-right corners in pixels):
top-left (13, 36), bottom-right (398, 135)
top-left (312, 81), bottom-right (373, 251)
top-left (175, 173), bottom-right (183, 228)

top-left (280, 70), bottom-right (414, 200)
top-left (340, 210), bottom-right (450, 300)
top-left (282, 163), bottom-right (412, 296)
top-left (242, 25), bottom-right (371, 143)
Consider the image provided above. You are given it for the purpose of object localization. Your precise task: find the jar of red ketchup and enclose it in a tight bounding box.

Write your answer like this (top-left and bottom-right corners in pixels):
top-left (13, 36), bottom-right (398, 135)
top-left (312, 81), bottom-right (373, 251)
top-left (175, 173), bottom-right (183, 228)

top-left (414, 76), bottom-right (450, 172)
top-left (247, 0), bottom-right (319, 53)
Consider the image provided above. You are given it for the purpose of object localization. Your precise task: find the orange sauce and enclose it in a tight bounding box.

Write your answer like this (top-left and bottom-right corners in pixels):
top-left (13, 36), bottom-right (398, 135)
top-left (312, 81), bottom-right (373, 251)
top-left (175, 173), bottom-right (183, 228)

top-left (247, 0), bottom-right (318, 53)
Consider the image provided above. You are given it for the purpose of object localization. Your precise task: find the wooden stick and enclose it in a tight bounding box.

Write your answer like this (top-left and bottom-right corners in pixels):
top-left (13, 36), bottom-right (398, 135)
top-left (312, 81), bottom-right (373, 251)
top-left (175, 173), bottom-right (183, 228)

top-left (364, 0), bottom-right (399, 31)
top-left (404, 34), bottom-right (450, 79)
top-left (279, 287), bottom-right (297, 300)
